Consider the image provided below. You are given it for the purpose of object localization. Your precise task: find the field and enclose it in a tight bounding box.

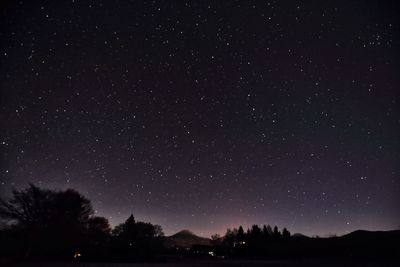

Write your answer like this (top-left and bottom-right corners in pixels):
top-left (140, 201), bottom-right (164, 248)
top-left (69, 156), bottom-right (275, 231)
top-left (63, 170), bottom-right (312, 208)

top-left (10, 259), bottom-right (400, 267)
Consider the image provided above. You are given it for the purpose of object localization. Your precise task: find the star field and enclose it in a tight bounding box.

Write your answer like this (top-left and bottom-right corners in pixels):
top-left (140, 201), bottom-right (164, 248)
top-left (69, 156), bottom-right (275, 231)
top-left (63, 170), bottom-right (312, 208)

top-left (0, 0), bottom-right (399, 237)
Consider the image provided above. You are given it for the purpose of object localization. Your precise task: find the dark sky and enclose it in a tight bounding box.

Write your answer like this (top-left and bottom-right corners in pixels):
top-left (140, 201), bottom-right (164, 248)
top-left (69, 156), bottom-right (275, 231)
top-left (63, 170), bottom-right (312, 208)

top-left (1, 0), bottom-right (399, 237)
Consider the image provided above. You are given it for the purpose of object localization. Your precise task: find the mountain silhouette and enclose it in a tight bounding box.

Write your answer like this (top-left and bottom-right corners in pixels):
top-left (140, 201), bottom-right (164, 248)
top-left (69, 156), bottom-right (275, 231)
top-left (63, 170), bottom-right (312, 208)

top-left (164, 230), bottom-right (211, 249)
top-left (341, 229), bottom-right (400, 239)
top-left (337, 229), bottom-right (400, 246)
top-left (291, 233), bottom-right (311, 241)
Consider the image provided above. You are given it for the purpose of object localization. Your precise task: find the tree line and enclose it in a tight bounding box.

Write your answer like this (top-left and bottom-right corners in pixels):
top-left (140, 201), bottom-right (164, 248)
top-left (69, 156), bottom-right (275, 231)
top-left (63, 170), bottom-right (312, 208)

top-left (2, 184), bottom-right (395, 262)
top-left (207, 224), bottom-right (292, 257)
top-left (0, 184), bottom-right (164, 261)
top-left (0, 184), bottom-right (297, 261)
top-left (219, 224), bottom-right (291, 246)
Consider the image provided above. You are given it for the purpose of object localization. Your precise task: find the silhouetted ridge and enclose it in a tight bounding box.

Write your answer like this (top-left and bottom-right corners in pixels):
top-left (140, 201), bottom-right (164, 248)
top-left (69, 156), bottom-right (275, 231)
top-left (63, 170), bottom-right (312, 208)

top-left (292, 233), bottom-right (311, 239)
top-left (165, 230), bottom-right (210, 249)
top-left (340, 229), bottom-right (400, 240)
top-left (171, 229), bottom-right (196, 238)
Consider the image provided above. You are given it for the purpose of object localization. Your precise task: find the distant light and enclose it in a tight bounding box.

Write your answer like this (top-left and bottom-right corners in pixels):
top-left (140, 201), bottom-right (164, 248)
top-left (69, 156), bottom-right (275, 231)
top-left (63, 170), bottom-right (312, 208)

top-left (73, 252), bottom-right (81, 258)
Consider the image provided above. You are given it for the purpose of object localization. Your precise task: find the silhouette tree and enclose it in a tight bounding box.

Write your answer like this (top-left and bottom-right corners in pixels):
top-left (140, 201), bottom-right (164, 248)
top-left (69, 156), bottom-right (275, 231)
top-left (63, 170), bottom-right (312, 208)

top-left (0, 184), bottom-right (93, 229)
top-left (50, 188), bottom-right (93, 249)
top-left (237, 225), bottom-right (245, 243)
top-left (262, 224), bottom-right (273, 242)
top-left (0, 184), bottom-right (99, 258)
top-left (0, 184), bottom-right (52, 230)
top-left (211, 233), bottom-right (221, 240)
top-left (273, 225), bottom-right (282, 241)
top-left (210, 233), bottom-right (221, 246)
top-left (248, 225), bottom-right (263, 253)
top-left (135, 221), bottom-right (161, 240)
top-left (246, 228), bottom-right (251, 237)
top-left (251, 225), bottom-right (262, 238)
top-left (117, 215), bottom-right (136, 238)
top-left (282, 227), bottom-right (291, 240)
top-left (87, 216), bottom-right (111, 245)
top-left (112, 214), bottom-right (164, 258)
top-left (153, 224), bottom-right (164, 237)
top-left (263, 224), bottom-right (272, 236)
top-left (223, 228), bottom-right (237, 247)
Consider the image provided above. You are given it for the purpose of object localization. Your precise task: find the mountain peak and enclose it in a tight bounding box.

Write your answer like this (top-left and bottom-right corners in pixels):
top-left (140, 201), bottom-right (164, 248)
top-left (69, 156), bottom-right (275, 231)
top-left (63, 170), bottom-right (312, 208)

top-left (165, 229), bottom-right (210, 249)
top-left (172, 229), bottom-right (195, 237)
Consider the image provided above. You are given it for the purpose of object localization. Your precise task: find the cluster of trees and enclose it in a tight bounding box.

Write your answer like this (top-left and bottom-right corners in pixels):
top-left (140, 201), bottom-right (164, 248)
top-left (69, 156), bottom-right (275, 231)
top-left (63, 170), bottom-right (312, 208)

top-left (110, 214), bottom-right (164, 260)
top-left (212, 225), bottom-right (291, 256)
top-left (222, 224), bottom-right (290, 245)
top-left (0, 184), bottom-right (163, 261)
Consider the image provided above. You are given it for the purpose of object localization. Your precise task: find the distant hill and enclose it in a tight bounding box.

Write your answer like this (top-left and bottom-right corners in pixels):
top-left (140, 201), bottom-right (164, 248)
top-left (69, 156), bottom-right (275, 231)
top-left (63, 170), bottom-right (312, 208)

top-left (292, 233), bottom-right (311, 240)
top-left (339, 229), bottom-right (400, 242)
top-left (292, 230), bottom-right (400, 241)
top-left (164, 230), bottom-right (211, 249)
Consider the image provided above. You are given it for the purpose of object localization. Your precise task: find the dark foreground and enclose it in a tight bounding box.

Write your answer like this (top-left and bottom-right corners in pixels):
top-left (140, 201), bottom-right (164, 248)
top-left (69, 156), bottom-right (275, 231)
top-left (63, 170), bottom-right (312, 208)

top-left (8, 259), bottom-right (400, 267)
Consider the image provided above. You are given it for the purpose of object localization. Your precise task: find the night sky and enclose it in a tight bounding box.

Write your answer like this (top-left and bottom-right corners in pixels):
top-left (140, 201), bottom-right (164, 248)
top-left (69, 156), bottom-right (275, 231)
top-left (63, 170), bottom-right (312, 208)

top-left (1, 0), bottom-right (399, 237)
